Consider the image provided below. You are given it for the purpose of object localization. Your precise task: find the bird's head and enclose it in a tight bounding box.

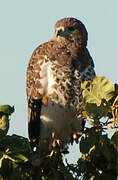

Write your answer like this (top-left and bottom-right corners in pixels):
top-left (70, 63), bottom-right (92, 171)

top-left (54, 17), bottom-right (88, 47)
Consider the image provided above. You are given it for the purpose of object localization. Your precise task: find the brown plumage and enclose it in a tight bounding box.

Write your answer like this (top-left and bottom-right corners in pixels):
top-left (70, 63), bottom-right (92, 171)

top-left (26, 17), bottom-right (95, 156)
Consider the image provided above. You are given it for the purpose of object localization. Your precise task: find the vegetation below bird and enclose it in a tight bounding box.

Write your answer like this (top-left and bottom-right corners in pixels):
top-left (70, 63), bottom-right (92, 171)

top-left (0, 76), bottom-right (118, 180)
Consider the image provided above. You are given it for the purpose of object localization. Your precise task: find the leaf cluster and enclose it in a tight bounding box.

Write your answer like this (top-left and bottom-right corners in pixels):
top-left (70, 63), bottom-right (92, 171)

top-left (0, 76), bottom-right (118, 180)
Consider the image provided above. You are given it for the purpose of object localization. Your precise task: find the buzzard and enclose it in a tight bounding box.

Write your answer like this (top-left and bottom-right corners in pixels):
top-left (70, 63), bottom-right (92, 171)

top-left (26, 17), bottom-right (95, 156)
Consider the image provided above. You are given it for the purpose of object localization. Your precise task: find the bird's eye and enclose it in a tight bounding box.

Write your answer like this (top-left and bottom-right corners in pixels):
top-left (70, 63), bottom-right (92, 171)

top-left (68, 26), bottom-right (75, 31)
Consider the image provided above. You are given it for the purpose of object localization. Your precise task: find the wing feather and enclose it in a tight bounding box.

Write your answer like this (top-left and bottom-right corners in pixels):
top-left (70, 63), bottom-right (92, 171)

top-left (26, 46), bottom-right (44, 149)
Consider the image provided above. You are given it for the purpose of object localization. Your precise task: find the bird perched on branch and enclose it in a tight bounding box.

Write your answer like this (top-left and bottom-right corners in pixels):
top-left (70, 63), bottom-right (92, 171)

top-left (26, 17), bottom-right (95, 156)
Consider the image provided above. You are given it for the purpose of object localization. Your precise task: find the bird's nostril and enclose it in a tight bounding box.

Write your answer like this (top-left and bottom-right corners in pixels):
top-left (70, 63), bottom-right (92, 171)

top-left (57, 29), bottom-right (63, 36)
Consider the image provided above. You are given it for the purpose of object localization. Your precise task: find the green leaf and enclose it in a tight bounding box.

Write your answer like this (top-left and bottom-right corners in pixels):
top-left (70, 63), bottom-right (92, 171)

top-left (82, 76), bottom-right (115, 106)
top-left (0, 115), bottom-right (9, 140)
top-left (5, 151), bottom-right (28, 163)
top-left (111, 131), bottom-right (118, 151)
top-left (85, 103), bottom-right (98, 119)
top-left (0, 150), bottom-right (28, 168)
top-left (90, 176), bottom-right (95, 180)
top-left (88, 120), bottom-right (98, 126)
top-left (0, 115), bottom-right (9, 132)
top-left (79, 128), bottom-right (99, 154)
top-left (80, 136), bottom-right (93, 154)
top-left (85, 99), bottom-right (110, 119)
top-left (111, 132), bottom-right (118, 174)
top-left (0, 105), bottom-right (14, 141)
top-left (0, 155), bottom-right (5, 168)
top-left (0, 135), bottom-right (32, 156)
top-left (99, 171), bottom-right (117, 179)
top-left (99, 135), bottom-right (117, 170)
top-left (111, 96), bottom-right (118, 126)
top-left (0, 105), bottom-right (14, 115)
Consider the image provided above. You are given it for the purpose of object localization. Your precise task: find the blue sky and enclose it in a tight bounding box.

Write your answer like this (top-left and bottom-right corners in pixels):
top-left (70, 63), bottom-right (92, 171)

top-left (0, 0), bottom-right (118, 162)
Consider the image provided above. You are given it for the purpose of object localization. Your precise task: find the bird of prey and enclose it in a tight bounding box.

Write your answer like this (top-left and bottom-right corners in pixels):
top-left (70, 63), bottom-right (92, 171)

top-left (26, 17), bottom-right (95, 156)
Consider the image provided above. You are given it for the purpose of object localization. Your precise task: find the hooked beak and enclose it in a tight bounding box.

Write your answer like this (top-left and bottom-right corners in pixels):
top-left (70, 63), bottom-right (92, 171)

top-left (56, 26), bottom-right (65, 36)
top-left (57, 29), bottom-right (63, 36)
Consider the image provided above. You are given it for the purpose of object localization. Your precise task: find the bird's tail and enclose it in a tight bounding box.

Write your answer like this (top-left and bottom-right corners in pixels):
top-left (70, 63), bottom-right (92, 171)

top-left (28, 99), bottom-right (42, 150)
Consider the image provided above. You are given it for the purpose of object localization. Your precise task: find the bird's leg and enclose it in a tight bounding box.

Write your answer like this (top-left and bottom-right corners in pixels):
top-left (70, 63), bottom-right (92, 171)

top-left (36, 143), bottom-right (40, 152)
top-left (47, 132), bottom-right (61, 158)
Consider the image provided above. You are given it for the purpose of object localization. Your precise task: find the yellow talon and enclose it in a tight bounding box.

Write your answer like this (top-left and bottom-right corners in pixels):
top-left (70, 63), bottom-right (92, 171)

top-left (73, 133), bottom-right (78, 140)
top-left (56, 139), bottom-right (61, 146)
top-left (52, 132), bottom-right (55, 138)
